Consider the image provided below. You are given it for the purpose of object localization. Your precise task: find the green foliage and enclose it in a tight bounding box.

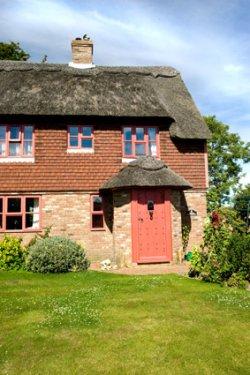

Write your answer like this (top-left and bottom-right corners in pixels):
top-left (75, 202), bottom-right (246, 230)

top-left (234, 184), bottom-right (250, 226)
top-left (0, 235), bottom-right (26, 270)
top-left (189, 208), bottom-right (250, 287)
top-left (0, 41), bottom-right (30, 61)
top-left (226, 273), bottom-right (247, 289)
top-left (182, 224), bottom-right (191, 252)
top-left (26, 236), bottom-right (90, 273)
top-left (204, 116), bottom-right (250, 211)
top-left (27, 226), bottom-right (52, 247)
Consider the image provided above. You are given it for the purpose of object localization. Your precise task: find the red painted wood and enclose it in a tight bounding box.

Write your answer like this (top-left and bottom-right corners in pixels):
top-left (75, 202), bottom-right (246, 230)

top-left (131, 189), bottom-right (172, 263)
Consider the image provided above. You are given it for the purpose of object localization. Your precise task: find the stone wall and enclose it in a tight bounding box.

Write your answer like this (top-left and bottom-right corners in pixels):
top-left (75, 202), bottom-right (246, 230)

top-left (112, 190), bottom-right (132, 267)
top-left (170, 190), bottom-right (182, 263)
top-left (181, 190), bottom-right (207, 251)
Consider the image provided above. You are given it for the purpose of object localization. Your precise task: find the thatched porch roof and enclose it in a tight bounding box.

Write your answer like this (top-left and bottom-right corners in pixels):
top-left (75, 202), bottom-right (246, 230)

top-left (101, 156), bottom-right (192, 191)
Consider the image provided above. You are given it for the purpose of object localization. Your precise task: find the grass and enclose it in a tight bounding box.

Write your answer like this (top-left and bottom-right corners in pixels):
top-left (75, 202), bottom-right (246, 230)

top-left (0, 271), bottom-right (249, 375)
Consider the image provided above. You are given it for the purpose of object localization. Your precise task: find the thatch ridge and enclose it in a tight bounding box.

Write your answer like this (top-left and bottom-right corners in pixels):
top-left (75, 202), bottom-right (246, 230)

top-left (101, 156), bottom-right (192, 190)
top-left (0, 61), bottom-right (211, 139)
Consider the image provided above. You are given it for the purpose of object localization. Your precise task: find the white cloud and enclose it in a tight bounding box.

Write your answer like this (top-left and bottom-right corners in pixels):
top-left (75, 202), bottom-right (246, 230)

top-left (224, 64), bottom-right (244, 73)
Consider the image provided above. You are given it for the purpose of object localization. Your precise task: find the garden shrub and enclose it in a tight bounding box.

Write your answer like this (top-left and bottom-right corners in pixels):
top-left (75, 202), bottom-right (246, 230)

top-left (189, 208), bottom-right (250, 288)
top-left (27, 226), bottom-right (52, 247)
top-left (0, 235), bottom-right (26, 270)
top-left (26, 236), bottom-right (90, 273)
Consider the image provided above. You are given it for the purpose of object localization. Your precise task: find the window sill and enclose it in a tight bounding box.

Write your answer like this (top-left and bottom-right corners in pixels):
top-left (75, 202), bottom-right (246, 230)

top-left (0, 229), bottom-right (42, 233)
top-left (122, 157), bottom-right (137, 164)
top-left (67, 148), bottom-right (94, 154)
top-left (0, 157), bottom-right (35, 163)
top-left (91, 228), bottom-right (106, 231)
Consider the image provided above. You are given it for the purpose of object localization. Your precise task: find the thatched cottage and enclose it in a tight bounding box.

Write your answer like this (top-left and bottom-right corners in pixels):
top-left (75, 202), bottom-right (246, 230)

top-left (0, 37), bottom-right (210, 265)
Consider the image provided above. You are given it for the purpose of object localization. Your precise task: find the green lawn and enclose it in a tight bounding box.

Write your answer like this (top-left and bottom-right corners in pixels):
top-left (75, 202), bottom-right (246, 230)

top-left (0, 271), bottom-right (249, 375)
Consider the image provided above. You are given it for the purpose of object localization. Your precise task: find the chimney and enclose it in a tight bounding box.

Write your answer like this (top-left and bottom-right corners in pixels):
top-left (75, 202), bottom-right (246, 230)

top-left (69, 35), bottom-right (95, 69)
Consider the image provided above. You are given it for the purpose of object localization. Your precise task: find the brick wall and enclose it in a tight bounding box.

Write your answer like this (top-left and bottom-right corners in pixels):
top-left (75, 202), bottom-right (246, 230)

top-left (0, 119), bottom-right (207, 192)
top-left (0, 190), bottom-right (207, 264)
top-left (0, 193), bottom-right (114, 261)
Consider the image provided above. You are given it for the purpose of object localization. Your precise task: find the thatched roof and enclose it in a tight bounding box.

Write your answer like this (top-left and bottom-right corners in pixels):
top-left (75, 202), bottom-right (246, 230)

top-left (0, 61), bottom-right (210, 139)
top-left (101, 156), bottom-right (192, 190)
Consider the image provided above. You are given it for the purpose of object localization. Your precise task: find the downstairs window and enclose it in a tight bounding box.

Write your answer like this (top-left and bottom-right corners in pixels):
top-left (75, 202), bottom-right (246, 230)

top-left (91, 195), bottom-right (104, 230)
top-left (0, 196), bottom-right (41, 232)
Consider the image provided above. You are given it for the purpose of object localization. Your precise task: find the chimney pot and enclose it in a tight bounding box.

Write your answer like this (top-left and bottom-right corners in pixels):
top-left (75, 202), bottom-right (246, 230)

top-left (69, 36), bottom-right (95, 69)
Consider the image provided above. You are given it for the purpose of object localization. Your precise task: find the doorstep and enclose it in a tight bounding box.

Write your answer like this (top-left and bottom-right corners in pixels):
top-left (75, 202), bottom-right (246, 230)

top-left (90, 261), bottom-right (189, 276)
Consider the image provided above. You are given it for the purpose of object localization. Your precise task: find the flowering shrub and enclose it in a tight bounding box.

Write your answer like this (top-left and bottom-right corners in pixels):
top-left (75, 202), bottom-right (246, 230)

top-left (0, 235), bottom-right (26, 270)
top-left (26, 236), bottom-right (90, 273)
top-left (189, 208), bottom-right (249, 288)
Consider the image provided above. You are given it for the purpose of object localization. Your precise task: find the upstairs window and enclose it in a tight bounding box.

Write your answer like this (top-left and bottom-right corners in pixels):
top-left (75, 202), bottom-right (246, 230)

top-left (68, 126), bottom-right (94, 150)
top-left (0, 196), bottom-right (40, 232)
top-left (0, 125), bottom-right (34, 157)
top-left (91, 195), bottom-right (104, 230)
top-left (122, 127), bottom-right (159, 158)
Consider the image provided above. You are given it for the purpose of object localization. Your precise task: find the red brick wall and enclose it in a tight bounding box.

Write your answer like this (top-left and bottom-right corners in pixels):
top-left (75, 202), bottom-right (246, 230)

top-left (0, 120), bottom-right (206, 192)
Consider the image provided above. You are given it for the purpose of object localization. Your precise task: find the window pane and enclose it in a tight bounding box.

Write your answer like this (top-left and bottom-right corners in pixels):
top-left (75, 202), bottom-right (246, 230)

top-left (93, 196), bottom-right (102, 212)
top-left (0, 215), bottom-right (2, 230)
top-left (124, 127), bottom-right (132, 141)
top-left (136, 127), bottom-right (144, 141)
top-left (0, 126), bottom-right (6, 140)
top-left (0, 141), bottom-right (6, 156)
top-left (82, 127), bottom-right (92, 137)
top-left (0, 198), bottom-right (2, 212)
top-left (26, 198), bottom-right (39, 213)
top-left (148, 128), bottom-right (156, 141)
top-left (6, 216), bottom-right (22, 230)
top-left (135, 143), bottom-right (146, 155)
top-left (9, 143), bottom-right (20, 156)
top-left (70, 137), bottom-right (78, 147)
top-left (81, 139), bottom-right (92, 148)
top-left (7, 198), bottom-right (21, 213)
top-left (92, 214), bottom-right (104, 228)
top-left (10, 126), bottom-right (20, 140)
top-left (124, 141), bottom-right (132, 155)
top-left (149, 142), bottom-right (157, 156)
top-left (25, 214), bottom-right (39, 229)
top-left (23, 141), bottom-right (32, 156)
top-left (24, 126), bottom-right (33, 140)
top-left (69, 126), bottom-right (78, 136)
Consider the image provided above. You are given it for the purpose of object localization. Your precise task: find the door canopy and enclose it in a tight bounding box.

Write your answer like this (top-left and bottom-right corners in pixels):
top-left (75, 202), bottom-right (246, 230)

top-left (101, 156), bottom-right (192, 191)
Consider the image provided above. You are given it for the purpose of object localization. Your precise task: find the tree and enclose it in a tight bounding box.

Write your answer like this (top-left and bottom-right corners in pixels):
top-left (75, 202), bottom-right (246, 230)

top-left (205, 116), bottom-right (250, 211)
top-left (0, 41), bottom-right (30, 61)
top-left (234, 184), bottom-right (250, 226)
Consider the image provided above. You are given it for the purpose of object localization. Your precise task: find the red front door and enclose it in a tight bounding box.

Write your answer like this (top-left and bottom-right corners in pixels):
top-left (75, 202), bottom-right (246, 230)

top-left (132, 189), bottom-right (172, 263)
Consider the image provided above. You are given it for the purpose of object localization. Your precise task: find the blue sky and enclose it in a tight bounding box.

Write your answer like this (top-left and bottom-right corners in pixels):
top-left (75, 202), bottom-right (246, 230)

top-left (0, 0), bottom-right (249, 183)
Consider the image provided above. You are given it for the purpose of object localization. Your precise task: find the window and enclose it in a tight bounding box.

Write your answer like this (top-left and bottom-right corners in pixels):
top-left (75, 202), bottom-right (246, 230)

top-left (91, 195), bottom-right (104, 230)
top-left (0, 196), bottom-right (40, 232)
top-left (122, 127), bottom-right (159, 158)
top-left (68, 126), bottom-right (94, 150)
top-left (0, 125), bottom-right (34, 157)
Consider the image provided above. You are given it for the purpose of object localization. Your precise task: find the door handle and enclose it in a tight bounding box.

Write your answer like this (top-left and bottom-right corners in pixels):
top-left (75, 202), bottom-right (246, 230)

top-left (138, 218), bottom-right (143, 222)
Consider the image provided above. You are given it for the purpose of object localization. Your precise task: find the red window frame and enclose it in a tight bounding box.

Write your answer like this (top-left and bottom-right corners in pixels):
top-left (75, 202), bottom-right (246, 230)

top-left (0, 196), bottom-right (41, 232)
top-left (0, 125), bottom-right (34, 158)
top-left (122, 126), bottom-right (160, 158)
top-left (67, 126), bottom-right (94, 149)
top-left (90, 194), bottom-right (105, 230)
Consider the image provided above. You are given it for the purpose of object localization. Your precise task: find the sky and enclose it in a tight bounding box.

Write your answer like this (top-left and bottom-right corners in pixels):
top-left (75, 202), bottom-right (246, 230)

top-left (0, 0), bottom-right (249, 184)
